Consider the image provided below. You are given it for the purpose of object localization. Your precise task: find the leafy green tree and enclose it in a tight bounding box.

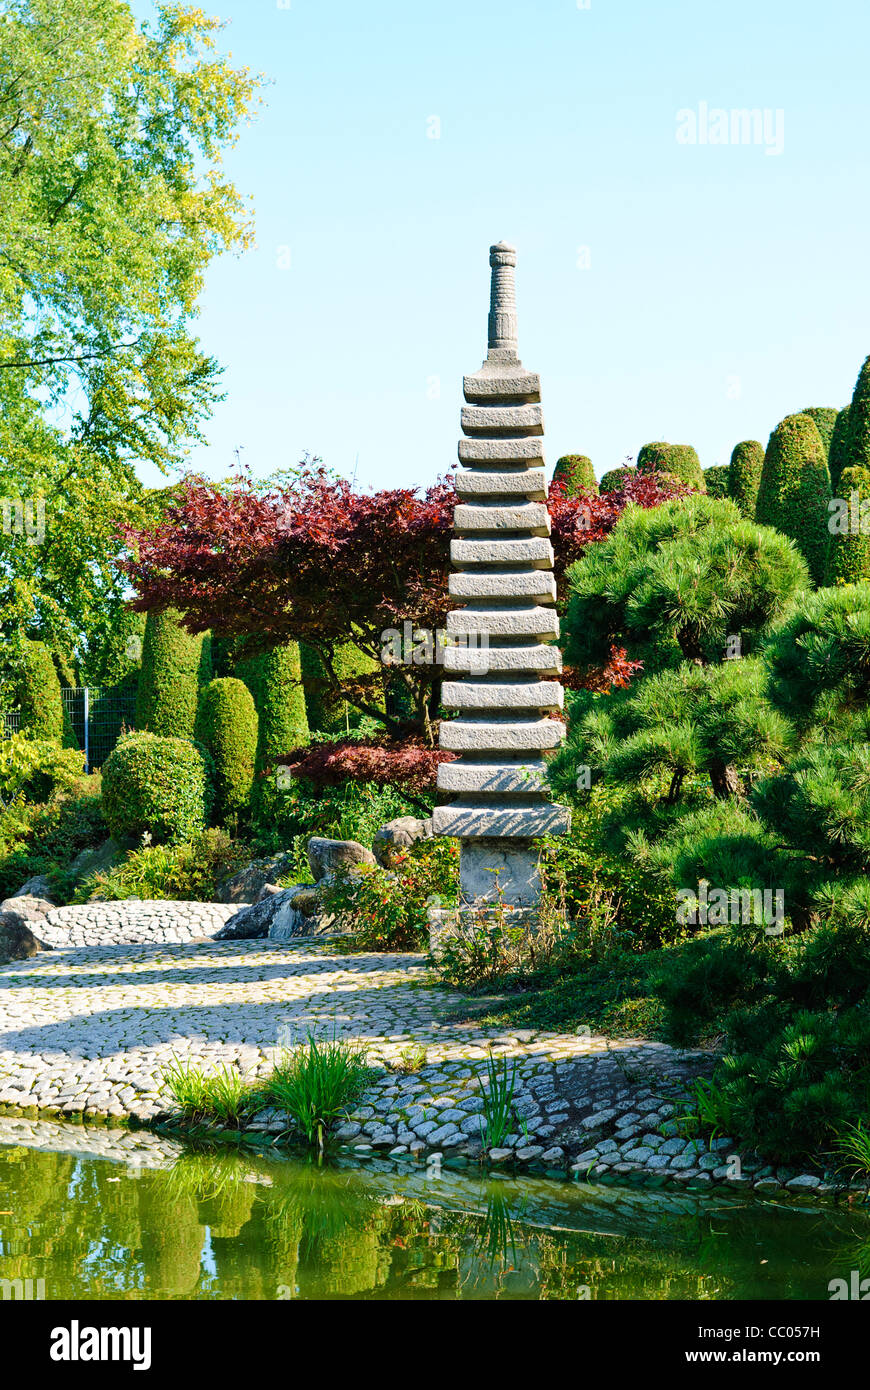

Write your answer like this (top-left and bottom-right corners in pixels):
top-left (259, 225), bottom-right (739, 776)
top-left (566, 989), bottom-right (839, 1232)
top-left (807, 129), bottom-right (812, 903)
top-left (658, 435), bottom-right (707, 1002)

top-left (0, 0), bottom-right (258, 685)
top-left (755, 413), bottom-right (831, 584)
top-left (136, 608), bottom-right (212, 738)
top-left (728, 440), bottom-right (764, 519)
top-left (552, 454), bottom-right (597, 496)
top-left (193, 678), bottom-right (258, 823)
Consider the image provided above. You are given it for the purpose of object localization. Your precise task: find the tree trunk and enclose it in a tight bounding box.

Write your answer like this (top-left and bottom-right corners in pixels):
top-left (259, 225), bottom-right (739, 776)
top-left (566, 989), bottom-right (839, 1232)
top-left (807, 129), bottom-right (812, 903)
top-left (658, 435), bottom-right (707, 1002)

top-left (709, 759), bottom-right (741, 798)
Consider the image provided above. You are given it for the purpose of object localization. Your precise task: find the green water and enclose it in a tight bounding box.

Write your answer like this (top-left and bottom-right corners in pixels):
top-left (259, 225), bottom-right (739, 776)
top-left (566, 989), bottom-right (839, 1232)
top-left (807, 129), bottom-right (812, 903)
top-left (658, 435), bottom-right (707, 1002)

top-left (0, 1125), bottom-right (867, 1300)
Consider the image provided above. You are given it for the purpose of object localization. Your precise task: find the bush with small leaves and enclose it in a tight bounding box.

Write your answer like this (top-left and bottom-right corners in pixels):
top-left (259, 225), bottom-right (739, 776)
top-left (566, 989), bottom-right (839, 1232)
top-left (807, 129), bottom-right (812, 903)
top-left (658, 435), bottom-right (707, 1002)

top-left (101, 733), bottom-right (213, 845)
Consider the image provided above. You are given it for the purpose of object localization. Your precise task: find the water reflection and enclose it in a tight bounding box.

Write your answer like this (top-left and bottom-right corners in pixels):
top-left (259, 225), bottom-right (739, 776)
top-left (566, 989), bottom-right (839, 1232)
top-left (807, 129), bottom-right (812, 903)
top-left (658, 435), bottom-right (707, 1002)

top-left (0, 1124), bottom-right (868, 1301)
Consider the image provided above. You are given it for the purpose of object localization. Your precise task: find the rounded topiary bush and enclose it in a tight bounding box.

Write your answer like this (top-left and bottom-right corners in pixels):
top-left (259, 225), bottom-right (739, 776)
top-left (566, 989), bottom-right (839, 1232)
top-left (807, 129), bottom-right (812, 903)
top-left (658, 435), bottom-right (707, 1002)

top-left (755, 413), bottom-right (831, 584)
top-left (599, 466), bottom-right (635, 493)
top-left (702, 464), bottom-right (730, 499)
top-left (826, 465), bottom-right (870, 585)
top-left (101, 733), bottom-right (214, 845)
top-left (637, 442), bottom-right (704, 490)
top-left (799, 407), bottom-right (839, 457)
top-left (193, 677), bottom-right (258, 822)
top-left (829, 406), bottom-right (852, 491)
top-left (135, 608), bottom-right (212, 739)
top-left (16, 640), bottom-right (64, 743)
top-left (728, 440), bottom-right (764, 518)
top-left (552, 454), bottom-right (597, 496)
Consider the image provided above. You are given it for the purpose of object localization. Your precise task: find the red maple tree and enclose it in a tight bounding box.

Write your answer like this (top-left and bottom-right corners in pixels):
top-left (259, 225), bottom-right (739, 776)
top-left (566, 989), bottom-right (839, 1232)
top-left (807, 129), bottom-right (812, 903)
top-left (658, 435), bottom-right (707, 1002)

top-left (121, 464), bottom-right (683, 747)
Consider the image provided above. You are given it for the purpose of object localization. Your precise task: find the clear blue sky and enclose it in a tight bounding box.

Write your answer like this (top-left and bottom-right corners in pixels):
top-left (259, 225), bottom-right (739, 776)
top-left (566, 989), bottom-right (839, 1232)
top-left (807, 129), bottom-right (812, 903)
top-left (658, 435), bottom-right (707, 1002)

top-left (135, 0), bottom-right (870, 492)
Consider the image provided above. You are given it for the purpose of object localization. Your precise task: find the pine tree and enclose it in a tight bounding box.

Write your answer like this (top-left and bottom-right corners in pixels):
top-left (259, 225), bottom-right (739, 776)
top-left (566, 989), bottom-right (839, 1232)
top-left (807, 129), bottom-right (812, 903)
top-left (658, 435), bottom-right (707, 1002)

top-left (755, 413), bottom-right (831, 584)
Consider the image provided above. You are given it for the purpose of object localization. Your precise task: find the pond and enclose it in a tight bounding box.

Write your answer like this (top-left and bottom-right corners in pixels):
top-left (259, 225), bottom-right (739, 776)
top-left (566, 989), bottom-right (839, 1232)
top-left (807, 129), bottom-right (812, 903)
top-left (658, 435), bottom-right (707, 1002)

top-left (0, 1121), bottom-right (866, 1301)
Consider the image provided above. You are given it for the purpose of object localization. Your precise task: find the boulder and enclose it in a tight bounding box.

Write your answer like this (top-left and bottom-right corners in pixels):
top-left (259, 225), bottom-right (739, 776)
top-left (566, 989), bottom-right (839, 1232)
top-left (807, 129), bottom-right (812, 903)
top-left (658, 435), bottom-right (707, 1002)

top-left (217, 852), bottom-right (296, 904)
top-left (0, 894), bottom-right (55, 920)
top-left (68, 838), bottom-right (121, 884)
top-left (11, 874), bottom-right (57, 904)
top-left (0, 910), bottom-right (45, 963)
top-left (372, 816), bottom-right (433, 868)
top-left (306, 837), bottom-right (376, 882)
top-left (215, 886), bottom-right (309, 940)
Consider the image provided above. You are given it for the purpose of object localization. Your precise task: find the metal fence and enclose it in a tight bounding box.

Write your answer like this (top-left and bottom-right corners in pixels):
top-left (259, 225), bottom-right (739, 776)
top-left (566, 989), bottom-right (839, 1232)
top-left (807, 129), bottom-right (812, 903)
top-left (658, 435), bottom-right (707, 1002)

top-left (2, 686), bottom-right (137, 772)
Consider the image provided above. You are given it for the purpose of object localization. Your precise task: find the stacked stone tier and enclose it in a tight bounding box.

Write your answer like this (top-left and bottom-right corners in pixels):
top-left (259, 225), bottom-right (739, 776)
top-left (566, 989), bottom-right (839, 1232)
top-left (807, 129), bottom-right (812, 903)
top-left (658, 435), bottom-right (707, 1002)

top-left (433, 363), bottom-right (570, 842)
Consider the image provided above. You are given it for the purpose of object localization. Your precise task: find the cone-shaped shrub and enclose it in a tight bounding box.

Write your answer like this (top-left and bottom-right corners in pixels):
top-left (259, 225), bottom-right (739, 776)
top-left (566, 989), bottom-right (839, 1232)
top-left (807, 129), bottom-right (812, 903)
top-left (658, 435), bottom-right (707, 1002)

top-left (846, 356), bottom-right (870, 477)
top-left (755, 413), bottom-right (831, 584)
top-left (828, 406), bottom-right (852, 491)
top-left (193, 678), bottom-right (258, 822)
top-left (237, 641), bottom-right (309, 819)
top-left (825, 466), bottom-right (870, 585)
top-left (15, 640), bottom-right (64, 743)
top-left (728, 440), bottom-right (764, 519)
top-left (637, 442), bottom-right (704, 491)
top-left (799, 407), bottom-right (839, 457)
top-left (552, 454), bottom-right (597, 496)
top-left (703, 465), bottom-right (730, 499)
top-left (136, 609), bottom-right (212, 738)
top-left (101, 732), bottom-right (214, 845)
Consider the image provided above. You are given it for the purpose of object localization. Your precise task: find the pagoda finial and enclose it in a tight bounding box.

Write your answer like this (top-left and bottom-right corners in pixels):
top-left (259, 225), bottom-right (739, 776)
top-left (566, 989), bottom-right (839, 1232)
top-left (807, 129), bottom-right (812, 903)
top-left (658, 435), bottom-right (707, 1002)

top-left (487, 241), bottom-right (518, 359)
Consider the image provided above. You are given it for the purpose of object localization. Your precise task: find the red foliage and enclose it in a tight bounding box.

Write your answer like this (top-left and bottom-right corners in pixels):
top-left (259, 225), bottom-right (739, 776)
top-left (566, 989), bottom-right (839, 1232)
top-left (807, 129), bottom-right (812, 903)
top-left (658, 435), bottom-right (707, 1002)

top-left (276, 738), bottom-right (454, 795)
top-left (563, 647), bottom-right (644, 693)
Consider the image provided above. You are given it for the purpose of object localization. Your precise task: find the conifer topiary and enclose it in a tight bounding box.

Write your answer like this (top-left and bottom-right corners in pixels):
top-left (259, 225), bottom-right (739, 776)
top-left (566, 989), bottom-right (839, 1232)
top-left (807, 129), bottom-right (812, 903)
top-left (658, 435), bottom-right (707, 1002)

top-left (637, 442), bottom-right (704, 491)
top-left (599, 466), bottom-right (634, 493)
top-left (728, 440), bottom-right (764, 519)
top-left (755, 413), bottom-right (831, 584)
top-left (236, 641), bottom-right (309, 819)
top-left (845, 356), bottom-right (870, 477)
top-left (825, 465), bottom-right (870, 586)
top-left (703, 465), bottom-right (730, 499)
top-left (799, 407), bottom-right (839, 457)
top-left (135, 609), bottom-right (212, 739)
top-left (828, 406), bottom-right (852, 491)
top-left (16, 640), bottom-right (64, 743)
top-left (552, 454), bottom-right (597, 496)
top-left (193, 678), bottom-right (258, 822)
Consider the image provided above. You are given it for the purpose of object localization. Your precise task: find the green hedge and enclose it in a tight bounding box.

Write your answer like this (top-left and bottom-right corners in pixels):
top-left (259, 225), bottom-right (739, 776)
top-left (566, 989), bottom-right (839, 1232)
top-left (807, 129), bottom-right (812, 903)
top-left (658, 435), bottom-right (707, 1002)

top-left (755, 413), bottom-right (831, 584)
top-left (702, 465), bottom-right (730, 499)
top-left (826, 465), bottom-right (870, 585)
top-left (552, 454), bottom-right (597, 496)
top-left (193, 678), bottom-right (258, 822)
top-left (135, 609), bottom-right (212, 739)
top-left (828, 406), bottom-right (852, 491)
top-left (728, 440), bottom-right (764, 518)
top-left (16, 640), bottom-right (64, 743)
top-left (101, 733), bottom-right (214, 845)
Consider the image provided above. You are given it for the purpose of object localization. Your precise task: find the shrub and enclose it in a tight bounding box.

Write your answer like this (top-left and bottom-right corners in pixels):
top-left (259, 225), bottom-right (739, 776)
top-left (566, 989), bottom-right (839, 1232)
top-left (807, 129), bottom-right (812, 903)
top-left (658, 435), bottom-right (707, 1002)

top-left (552, 454), bottom-right (597, 496)
top-left (599, 466), bottom-right (634, 493)
top-left (755, 413), bottom-right (831, 583)
top-left (0, 778), bottom-right (104, 901)
top-left (703, 465), bottom-right (730, 499)
top-left (728, 440), bottom-right (764, 519)
top-left (193, 678), bottom-right (258, 822)
top-left (237, 641), bottom-right (309, 819)
top-left (75, 827), bottom-right (250, 903)
top-left (826, 465), bottom-right (870, 585)
top-left (828, 405), bottom-right (852, 491)
top-left (320, 837), bottom-right (459, 951)
top-left (101, 733), bottom-right (214, 845)
top-left (15, 641), bottom-right (64, 742)
top-left (637, 443), bottom-right (704, 490)
top-left (135, 608), bottom-right (212, 738)
top-left (799, 407), bottom-right (839, 457)
top-left (846, 355), bottom-right (870, 476)
top-left (0, 736), bottom-right (85, 806)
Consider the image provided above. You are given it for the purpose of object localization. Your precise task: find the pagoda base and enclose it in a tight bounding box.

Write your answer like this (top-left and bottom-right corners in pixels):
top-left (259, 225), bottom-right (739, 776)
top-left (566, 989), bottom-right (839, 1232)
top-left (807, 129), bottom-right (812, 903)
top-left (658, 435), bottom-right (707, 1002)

top-left (459, 836), bottom-right (541, 906)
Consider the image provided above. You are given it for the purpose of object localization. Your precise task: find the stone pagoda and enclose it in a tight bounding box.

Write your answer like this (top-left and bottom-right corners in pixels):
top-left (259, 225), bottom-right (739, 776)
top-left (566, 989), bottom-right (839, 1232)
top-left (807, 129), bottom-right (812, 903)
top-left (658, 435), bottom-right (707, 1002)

top-left (430, 241), bottom-right (570, 942)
